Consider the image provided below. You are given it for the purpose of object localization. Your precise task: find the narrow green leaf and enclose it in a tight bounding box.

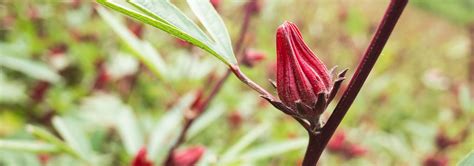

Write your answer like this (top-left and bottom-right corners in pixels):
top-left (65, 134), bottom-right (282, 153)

top-left (458, 85), bottom-right (473, 112)
top-left (186, 104), bottom-right (226, 140)
top-left (459, 151), bottom-right (474, 166)
top-left (97, 0), bottom-right (237, 65)
top-left (128, 0), bottom-right (211, 45)
top-left (52, 117), bottom-right (92, 160)
top-left (27, 125), bottom-right (80, 159)
top-left (0, 55), bottom-right (61, 83)
top-left (116, 106), bottom-right (144, 155)
top-left (187, 0), bottom-right (235, 62)
top-left (237, 138), bottom-right (307, 162)
top-left (97, 7), bottom-right (167, 79)
top-left (0, 140), bottom-right (60, 153)
top-left (148, 93), bottom-right (196, 163)
top-left (219, 124), bottom-right (270, 163)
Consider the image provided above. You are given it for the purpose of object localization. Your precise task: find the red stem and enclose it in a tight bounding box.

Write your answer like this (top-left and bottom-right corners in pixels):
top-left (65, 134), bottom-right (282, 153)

top-left (302, 0), bottom-right (408, 165)
top-left (163, 2), bottom-right (257, 165)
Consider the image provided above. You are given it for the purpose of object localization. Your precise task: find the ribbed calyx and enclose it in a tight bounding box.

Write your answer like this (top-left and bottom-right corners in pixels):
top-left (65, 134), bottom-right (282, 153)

top-left (263, 21), bottom-right (347, 132)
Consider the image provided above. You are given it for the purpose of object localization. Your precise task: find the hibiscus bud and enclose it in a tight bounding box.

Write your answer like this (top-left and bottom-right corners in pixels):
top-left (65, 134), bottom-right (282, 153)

top-left (227, 111), bottom-right (243, 129)
top-left (93, 60), bottom-right (109, 90)
top-left (345, 144), bottom-right (367, 158)
top-left (126, 19), bottom-right (144, 38)
top-left (327, 131), bottom-right (346, 152)
top-left (242, 49), bottom-right (266, 67)
top-left (422, 154), bottom-right (448, 166)
top-left (210, 0), bottom-right (221, 10)
top-left (276, 21), bottom-right (332, 112)
top-left (172, 146), bottom-right (205, 166)
top-left (131, 147), bottom-right (153, 166)
top-left (30, 81), bottom-right (50, 103)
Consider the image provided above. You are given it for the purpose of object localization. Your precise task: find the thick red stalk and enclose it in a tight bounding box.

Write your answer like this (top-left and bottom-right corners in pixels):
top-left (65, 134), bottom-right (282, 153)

top-left (302, 0), bottom-right (408, 165)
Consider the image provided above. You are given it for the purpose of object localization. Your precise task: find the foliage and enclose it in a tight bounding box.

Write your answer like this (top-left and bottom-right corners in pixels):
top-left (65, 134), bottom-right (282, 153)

top-left (0, 0), bottom-right (473, 165)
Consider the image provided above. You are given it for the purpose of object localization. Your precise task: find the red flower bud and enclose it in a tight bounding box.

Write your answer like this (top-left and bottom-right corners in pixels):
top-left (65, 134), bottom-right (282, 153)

top-left (227, 111), bottom-right (243, 129)
top-left (131, 147), bottom-right (153, 166)
top-left (242, 49), bottom-right (266, 67)
top-left (276, 21), bottom-right (332, 111)
top-left (126, 19), bottom-right (144, 39)
top-left (327, 131), bottom-right (346, 152)
top-left (345, 144), bottom-right (367, 158)
top-left (172, 146), bottom-right (205, 166)
top-left (30, 81), bottom-right (50, 103)
top-left (210, 0), bottom-right (221, 10)
top-left (423, 154), bottom-right (448, 166)
top-left (93, 60), bottom-right (109, 90)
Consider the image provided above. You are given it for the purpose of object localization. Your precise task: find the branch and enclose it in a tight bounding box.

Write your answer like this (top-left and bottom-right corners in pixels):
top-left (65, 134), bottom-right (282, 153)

top-left (302, 0), bottom-right (408, 165)
top-left (163, 2), bottom-right (258, 165)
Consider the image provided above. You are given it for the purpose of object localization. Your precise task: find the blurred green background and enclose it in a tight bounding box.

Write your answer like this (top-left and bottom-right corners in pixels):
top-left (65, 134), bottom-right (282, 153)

top-left (0, 0), bottom-right (473, 165)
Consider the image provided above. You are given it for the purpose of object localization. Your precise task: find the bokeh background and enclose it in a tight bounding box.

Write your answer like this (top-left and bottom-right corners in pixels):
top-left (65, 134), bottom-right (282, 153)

top-left (0, 0), bottom-right (473, 165)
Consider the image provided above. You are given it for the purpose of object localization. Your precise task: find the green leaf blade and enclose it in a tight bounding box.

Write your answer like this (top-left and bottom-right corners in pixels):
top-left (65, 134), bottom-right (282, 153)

top-left (0, 55), bottom-right (61, 83)
top-left (97, 7), bottom-right (168, 79)
top-left (0, 140), bottom-right (60, 153)
top-left (187, 0), bottom-right (236, 64)
top-left (128, 0), bottom-right (212, 45)
top-left (96, 0), bottom-right (237, 66)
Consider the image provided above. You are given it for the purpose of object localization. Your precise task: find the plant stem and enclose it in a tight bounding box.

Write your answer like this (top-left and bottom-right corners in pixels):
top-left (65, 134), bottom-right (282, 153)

top-left (302, 133), bottom-right (321, 166)
top-left (302, 0), bottom-right (408, 165)
top-left (163, 2), bottom-right (257, 165)
top-left (230, 65), bottom-right (274, 99)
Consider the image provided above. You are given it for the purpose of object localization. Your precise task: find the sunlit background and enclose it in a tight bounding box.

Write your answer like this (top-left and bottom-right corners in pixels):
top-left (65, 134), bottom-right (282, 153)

top-left (0, 0), bottom-right (473, 165)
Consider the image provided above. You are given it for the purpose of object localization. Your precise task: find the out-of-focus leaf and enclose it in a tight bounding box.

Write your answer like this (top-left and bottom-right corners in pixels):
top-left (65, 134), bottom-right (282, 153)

top-left (52, 117), bottom-right (92, 160)
top-left (0, 72), bottom-right (27, 103)
top-left (167, 52), bottom-right (217, 82)
top-left (148, 93), bottom-right (195, 163)
top-left (187, 0), bottom-right (235, 61)
top-left (219, 124), bottom-right (270, 163)
top-left (0, 140), bottom-right (59, 153)
top-left (412, 0), bottom-right (474, 25)
top-left (27, 125), bottom-right (81, 159)
top-left (97, 7), bottom-right (167, 79)
top-left (0, 55), bottom-right (61, 83)
top-left (458, 85), bottom-right (473, 113)
top-left (186, 104), bottom-right (226, 140)
top-left (0, 151), bottom-right (41, 166)
top-left (97, 0), bottom-right (237, 66)
top-left (79, 92), bottom-right (125, 126)
top-left (237, 138), bottom-right (307, 162)
top-left (105, 52), bottom-right (140, 80)
top-left (196, 149), bottom-right (218, 166)
top-left (116, 106), bottom-right (143, 155)
top-left (129, 0), bottom-right (211, 44)
top-left (459, 151), bottom-right (474, 166)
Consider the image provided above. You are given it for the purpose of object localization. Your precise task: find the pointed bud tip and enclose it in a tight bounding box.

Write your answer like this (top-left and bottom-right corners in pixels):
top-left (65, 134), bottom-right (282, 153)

top-left (277, 21), bottom-right (295, 32)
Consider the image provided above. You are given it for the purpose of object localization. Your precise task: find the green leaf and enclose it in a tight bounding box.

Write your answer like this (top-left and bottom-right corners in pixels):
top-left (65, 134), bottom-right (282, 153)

top-left (0, 140), bottom-right (60, 153)
top-left (148, 92), bottom-right (196, 163)
top-left (96, 0), bottom-right (237, 66)
top-left (412, 0), bottom-right (474, 25)
top-left (219, 124), bottom-right (270, 163)
top-left (459, 150), bottom-right (474, 166)
top-left (52, 117), bottom-right (92, 160)
top-left (115, 106), bottom-right (144, 155)
top-left (186, 104), bottom-right (226, 140)
top-left (0, 55), bottom-right (61, 83)
top-left (237, 138), bottom-right (307, 162)
top-left (458, 85), bottom-right (473, 113)
top-left (187, 0), bottom-right (235, 62)
top-left (97, 7), bottom-right (167, 79)
top-left (128, 0), bottom-right (211, 44)
top-left (27, 125), bottom-right (81, 159)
